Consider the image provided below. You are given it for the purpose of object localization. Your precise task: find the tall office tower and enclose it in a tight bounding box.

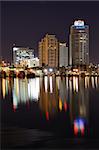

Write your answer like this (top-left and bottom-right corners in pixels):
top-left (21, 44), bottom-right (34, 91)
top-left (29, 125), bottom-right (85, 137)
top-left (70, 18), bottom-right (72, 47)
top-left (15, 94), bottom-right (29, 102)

top-left (69, 20), bottom-right (89, 68)
top-left (39, 34), bottom-right (59, 68)
top-left (59, 43), bottom-right (68, 67)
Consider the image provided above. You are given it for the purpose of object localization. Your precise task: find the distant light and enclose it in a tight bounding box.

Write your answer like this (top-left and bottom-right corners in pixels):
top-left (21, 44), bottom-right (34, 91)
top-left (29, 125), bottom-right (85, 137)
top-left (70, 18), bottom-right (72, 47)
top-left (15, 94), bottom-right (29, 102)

top-left (74, 20), bottom-right (84, 26)
top-left (30, 69), bottom-right (33, 73)
top-left (49, 68), bottom-right (53, 72)
top-left (75, 26), bottom-right (85, 29)
top-left (13, 47), bottom-right (19, 51)
top-left (44, 69), bottom-right (47, 73)
top-left (73, 69), bottom-right (78, 72)
top-left (36, 70), bottom-right (40, 74)
top-left (60, 43), bottom-right (66, 46)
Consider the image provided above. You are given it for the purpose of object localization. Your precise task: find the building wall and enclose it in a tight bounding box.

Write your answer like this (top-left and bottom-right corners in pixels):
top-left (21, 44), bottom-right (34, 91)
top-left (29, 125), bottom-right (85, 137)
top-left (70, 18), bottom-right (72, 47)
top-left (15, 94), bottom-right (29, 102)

top-left (39, 41), bottom-right (43, 67)
top-left (59, 43), bottom-right (68, 67)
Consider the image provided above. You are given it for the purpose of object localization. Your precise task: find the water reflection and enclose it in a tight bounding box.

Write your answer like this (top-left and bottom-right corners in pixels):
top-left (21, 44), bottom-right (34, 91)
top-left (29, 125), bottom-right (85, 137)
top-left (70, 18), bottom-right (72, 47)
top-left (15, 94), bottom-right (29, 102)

top-left (69, 77), bottom-right (89, 136)
top-left (28, 78), bottom-right (40, 100)
top-left (73, 76), bottom-right (78, 92)
top-left (12, 78), bottom-right (40, 111)
top-left (1, 78), bottom-right (11, 99)
top-left (2, 78), bottom-right (6, 98)
top-left (39, 77), bottom-right (59, 120)
top-left (44, 76), bottom-right (48, 92)
top-left (1, 76), bottom-right (99, 136)
top-left (85, 77), bottom-right (89, 88)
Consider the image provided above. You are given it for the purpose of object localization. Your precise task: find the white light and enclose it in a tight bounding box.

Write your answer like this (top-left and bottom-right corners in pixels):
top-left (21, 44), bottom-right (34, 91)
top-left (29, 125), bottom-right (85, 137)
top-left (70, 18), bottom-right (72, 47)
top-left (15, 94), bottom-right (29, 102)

top-left (49, 76), bottom-right (53, 93)
top-left (13, 47), bottom-right (19, 51)
top-left (73, 76), bottom-right (78, 92)
top-left (28, 78), bottom-right (40, 101)
top-left (74, 20), bottom-right (84, 26)
top-left (49, 68), bottom-right (53, 72)
top-left (36, 70), bottom-right (40, 74)
top-left (44, 76), bottom-right (48, 92)
top-left (85, 77), bottom-right (89, 88)
top-left (66, 77), bottom-right (68, 90)
top-left (44, 69), bottom-right (47, 73)
top-left (69, 78), bottom-right (72, 91)
top-left (95, 77), bottom-right (98, 88)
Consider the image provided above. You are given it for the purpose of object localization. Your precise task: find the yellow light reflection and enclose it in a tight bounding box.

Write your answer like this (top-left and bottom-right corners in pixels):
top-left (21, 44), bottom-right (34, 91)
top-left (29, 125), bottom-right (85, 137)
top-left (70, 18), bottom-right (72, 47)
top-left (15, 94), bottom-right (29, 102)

top-left (16, 78), bottom-right (19, 97)
top-left (56, 77), bottom-right (60, 90)
top-left (2, 79), bottom-right (6, 99)
top-left (59, 98), bottom-right (62, 111)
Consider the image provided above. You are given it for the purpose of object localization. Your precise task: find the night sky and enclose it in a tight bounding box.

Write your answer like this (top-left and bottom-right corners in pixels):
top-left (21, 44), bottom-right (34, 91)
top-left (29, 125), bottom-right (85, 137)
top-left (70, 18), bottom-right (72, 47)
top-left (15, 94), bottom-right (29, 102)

top-left (1, 1), bottom-right (99, 64)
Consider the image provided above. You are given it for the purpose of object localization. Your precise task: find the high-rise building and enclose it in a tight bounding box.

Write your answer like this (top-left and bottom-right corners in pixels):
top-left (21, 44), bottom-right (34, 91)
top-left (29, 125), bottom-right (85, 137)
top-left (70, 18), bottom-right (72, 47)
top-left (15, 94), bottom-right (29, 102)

top-left (39, 34), bottom-right (59, 68)
top-left (59, 43), bottom-right (68, 67)
top-left (69, 20), bottom-right (89, 68)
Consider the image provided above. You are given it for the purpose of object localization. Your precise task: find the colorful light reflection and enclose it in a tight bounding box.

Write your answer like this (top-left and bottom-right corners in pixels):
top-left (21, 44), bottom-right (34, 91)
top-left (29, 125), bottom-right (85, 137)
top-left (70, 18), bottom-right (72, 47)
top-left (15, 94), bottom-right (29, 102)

top-left (74, 118), bottom-right (85, 136)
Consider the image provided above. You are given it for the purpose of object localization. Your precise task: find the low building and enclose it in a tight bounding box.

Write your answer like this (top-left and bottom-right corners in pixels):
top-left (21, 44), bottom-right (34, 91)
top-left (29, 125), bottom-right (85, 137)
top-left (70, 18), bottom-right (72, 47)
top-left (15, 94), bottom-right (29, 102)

top-left (13, 47), bottom-right (34, 67)
top-left (27, 57), bottom-right (39, 68)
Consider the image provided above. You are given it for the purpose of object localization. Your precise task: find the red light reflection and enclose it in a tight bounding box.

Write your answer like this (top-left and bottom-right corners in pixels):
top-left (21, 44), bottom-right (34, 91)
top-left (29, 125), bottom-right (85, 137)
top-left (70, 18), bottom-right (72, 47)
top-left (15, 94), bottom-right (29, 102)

top-left (46, 111), bottom-right (49, 121)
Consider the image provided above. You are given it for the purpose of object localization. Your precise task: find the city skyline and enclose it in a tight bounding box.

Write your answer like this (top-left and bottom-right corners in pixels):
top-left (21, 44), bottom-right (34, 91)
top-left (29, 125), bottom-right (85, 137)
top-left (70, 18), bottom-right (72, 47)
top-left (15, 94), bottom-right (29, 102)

top-left (1, 1), bottom-right (99, 64)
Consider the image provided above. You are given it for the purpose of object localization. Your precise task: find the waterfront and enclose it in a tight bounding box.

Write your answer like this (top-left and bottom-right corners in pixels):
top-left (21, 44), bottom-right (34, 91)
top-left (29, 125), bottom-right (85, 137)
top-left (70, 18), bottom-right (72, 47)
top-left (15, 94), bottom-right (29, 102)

top-left (1, 76), bottom-right (99, 148)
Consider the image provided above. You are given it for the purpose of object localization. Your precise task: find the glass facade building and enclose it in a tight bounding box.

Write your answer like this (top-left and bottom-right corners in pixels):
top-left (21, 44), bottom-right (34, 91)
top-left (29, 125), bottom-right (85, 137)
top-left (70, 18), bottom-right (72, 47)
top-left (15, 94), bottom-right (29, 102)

top-left (69, 20), bottom-right (89, 68)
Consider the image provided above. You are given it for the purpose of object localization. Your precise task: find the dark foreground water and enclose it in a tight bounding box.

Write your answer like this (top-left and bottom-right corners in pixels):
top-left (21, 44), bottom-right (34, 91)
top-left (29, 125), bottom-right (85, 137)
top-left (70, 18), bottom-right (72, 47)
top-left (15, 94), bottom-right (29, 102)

top-left (1, 76), bottom-right (99, 149)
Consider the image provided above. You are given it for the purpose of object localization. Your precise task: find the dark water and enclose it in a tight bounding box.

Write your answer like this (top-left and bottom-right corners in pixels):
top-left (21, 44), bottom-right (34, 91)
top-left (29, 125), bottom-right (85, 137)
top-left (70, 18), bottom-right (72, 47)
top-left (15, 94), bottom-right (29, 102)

top-left (1, 76), bottom-right (99, 149)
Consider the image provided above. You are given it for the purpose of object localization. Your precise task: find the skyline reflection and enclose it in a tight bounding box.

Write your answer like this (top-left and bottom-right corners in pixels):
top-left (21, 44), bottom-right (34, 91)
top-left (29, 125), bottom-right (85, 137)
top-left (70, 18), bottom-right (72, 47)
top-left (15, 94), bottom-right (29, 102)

top-left (1, 76), bottom-right (98, 104)
top-left (1, 76), bottom-right (99, 136)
